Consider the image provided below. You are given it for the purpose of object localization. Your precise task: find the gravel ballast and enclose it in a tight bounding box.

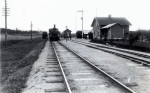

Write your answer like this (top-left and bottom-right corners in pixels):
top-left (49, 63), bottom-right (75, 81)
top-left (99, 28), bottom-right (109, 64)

top-left (54, 42), bottom-right (130, 93)
top-left (61, 40), bottom-right (150, 93)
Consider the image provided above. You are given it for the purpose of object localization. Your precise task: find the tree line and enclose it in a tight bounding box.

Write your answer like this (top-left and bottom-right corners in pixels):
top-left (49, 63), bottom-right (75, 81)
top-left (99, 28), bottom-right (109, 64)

top-left (0, 28), bottom-right (42, 35)
top-left (129, 30), bottom-right (150, 41)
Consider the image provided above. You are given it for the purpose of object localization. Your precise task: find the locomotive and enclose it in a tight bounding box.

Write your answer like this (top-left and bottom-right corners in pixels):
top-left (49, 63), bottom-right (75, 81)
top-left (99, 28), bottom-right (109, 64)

top-left (49, 24), bottom-right (60, 41)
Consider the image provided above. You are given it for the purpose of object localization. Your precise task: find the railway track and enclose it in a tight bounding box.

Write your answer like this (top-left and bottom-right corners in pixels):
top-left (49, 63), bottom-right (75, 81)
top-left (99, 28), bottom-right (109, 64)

top-left (51, 41), bottom-right (136, 93)
top-left (44, 42), bottom-right (71, 93)
top-left (71, 40), bottom-right (150, 66)
top-left (71, 40), bottom-right (150, 59)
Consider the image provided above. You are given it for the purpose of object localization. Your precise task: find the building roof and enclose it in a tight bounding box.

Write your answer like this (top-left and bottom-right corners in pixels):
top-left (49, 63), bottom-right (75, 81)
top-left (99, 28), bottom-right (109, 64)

top-left (101, 23), bottom-right (117, 29)
top-left (91, 17), bottom-right (131, 27)
top-left (101, 23), bottom-right (124, 29)
top-left (64, 29), bottom-right (71, 32)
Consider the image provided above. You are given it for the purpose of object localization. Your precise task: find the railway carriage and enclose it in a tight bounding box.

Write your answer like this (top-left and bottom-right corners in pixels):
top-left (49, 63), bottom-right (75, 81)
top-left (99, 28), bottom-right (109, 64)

top-left (76, 31), bottom-right (82, 38)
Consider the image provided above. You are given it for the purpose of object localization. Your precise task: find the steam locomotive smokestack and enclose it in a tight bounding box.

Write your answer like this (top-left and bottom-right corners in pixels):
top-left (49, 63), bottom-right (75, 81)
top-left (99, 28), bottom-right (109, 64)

top-left (54, 24), bottom-right (56, 28)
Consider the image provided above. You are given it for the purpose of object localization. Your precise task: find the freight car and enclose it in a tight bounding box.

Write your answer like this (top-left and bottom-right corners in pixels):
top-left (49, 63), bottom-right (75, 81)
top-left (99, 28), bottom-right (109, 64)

top-left (49, 25), bottom-right (60, 41)
top-left (42, 32), bottom-right (48, 39)
top-left (76, 31), bottom-right (82, 38)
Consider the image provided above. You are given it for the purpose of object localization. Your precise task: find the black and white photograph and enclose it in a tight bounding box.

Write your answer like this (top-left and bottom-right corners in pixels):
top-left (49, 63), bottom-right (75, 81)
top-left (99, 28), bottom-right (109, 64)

top-left (0, 0), bottom-right (150, 93)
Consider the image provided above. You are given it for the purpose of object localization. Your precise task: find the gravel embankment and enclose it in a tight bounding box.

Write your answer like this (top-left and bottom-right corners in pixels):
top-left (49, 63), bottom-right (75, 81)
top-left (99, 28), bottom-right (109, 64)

top-left (22, 41), bottom-right (49, 93)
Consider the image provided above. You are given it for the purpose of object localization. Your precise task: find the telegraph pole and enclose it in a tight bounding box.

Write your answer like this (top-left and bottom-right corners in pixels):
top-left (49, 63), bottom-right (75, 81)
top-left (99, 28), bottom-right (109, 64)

top-left (77, 10), bottom-right (84, 39)
top-left (3, 0), bottom-right (9, 47)
top-left (30, 21), bottom-right (33, 39)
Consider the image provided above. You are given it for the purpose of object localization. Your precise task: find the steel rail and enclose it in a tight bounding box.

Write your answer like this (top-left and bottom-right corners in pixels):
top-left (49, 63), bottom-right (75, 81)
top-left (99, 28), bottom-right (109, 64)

top-left (52, 42), bottom-right (72, 93)
top-left (59, 41), bottom-right (136, 93)
top-left (72, 40), bottom-right (150, 59)
top-left (71, 40), bottom-right (150, 66)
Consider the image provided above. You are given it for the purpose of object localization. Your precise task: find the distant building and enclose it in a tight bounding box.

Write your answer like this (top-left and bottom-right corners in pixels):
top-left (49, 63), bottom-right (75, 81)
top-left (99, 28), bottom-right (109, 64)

top-left (62, 27), bottom-right (72, 39)
top-left (91, 15), bottom-right (131, 40)
top-left (83, 30), bottom-right (90, 39)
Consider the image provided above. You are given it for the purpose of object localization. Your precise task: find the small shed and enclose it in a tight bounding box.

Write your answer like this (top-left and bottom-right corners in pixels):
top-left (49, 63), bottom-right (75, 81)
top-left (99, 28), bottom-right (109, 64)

top-left (62, 28), bottom-right (72, 39)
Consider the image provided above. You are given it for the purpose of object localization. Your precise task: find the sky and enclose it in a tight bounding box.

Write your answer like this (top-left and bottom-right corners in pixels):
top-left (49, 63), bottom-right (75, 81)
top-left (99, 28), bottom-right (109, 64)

top-left (0, 0), bottom-right (150, 33)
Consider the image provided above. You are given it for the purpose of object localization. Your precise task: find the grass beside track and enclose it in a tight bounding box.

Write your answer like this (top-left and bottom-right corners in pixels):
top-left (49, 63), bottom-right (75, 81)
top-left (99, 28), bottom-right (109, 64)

top-left (1, 40), bottom-right (24, 49)
top-left (1, 38), bottom-right (47, 93)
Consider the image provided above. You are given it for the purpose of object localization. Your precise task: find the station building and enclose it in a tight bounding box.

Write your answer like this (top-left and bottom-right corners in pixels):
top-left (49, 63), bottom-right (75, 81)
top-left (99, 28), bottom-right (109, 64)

top-left (91, 15), bottom-right (131, 40)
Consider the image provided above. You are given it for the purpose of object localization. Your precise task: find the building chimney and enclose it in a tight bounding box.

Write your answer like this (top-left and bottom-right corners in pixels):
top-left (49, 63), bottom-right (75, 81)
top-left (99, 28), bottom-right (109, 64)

top-left (66, 26), bottom-right (68, 29)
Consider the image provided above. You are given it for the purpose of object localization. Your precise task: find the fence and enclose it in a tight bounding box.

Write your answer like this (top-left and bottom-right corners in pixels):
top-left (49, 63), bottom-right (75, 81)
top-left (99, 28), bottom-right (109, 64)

top-left (0, 34), bottom-right (41, 41)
